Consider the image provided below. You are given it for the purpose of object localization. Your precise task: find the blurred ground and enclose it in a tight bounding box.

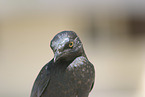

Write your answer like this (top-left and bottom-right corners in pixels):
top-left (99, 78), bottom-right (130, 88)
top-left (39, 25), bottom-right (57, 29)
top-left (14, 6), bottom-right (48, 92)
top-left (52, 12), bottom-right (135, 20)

top-left (0, 1), bottom-right (145, 97)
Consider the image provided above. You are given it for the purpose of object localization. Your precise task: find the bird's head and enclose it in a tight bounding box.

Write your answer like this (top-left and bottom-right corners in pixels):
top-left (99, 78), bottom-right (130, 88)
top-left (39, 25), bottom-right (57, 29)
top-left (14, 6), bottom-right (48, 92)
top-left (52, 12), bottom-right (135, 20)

top-left (50, 31), bottom-right (85, 63)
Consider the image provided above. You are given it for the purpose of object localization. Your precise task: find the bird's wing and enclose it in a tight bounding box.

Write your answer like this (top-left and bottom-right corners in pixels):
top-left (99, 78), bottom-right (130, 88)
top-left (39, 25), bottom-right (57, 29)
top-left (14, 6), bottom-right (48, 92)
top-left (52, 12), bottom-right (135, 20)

top-left (74, 56), bottom-right (95, 93)
top-left (89, 62), bottom-right (95, 92)
top-left (30, 59), bottom-right (53, 97)
top-left (90, 81), bottom-right (94, 92)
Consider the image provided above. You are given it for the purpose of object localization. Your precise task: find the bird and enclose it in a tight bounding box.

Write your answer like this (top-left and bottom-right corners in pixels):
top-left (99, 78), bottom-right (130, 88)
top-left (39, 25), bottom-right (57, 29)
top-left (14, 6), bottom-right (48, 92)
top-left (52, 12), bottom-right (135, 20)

top-left (30, 31), bottom-right (95, 97)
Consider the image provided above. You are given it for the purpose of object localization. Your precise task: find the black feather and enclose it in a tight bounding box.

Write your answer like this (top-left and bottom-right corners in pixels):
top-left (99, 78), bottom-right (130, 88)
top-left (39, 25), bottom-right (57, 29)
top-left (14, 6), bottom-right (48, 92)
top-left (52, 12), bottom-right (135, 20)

top-left (30, 31), bottom-right (95, 97)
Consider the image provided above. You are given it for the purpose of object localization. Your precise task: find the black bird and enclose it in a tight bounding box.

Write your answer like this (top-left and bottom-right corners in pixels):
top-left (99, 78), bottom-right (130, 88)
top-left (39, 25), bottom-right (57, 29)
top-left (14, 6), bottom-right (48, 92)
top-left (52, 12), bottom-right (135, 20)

top-left (30, 31), bottom-right (95, 97)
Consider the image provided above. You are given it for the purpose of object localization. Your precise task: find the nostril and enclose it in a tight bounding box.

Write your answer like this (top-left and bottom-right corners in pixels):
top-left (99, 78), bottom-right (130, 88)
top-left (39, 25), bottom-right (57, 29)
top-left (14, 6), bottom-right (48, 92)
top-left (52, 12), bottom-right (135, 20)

top-left (58, 44), bottom-right (64, 52)
top-left (58, 49), bottom-right (61, 52)
top-left (58, 48), bottom-right (63, 52)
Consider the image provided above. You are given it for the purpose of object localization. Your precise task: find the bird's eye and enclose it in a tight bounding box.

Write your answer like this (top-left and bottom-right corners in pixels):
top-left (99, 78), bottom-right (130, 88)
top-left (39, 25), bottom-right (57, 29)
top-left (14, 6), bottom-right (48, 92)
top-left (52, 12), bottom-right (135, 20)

top-left (69, 42), bottom-right (73, 48)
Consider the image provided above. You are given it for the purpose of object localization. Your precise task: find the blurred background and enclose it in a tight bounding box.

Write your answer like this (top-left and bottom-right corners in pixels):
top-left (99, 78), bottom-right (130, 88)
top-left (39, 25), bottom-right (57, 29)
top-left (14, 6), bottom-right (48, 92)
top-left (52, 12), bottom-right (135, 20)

top-left (0, 0), bottom-right (145, 97)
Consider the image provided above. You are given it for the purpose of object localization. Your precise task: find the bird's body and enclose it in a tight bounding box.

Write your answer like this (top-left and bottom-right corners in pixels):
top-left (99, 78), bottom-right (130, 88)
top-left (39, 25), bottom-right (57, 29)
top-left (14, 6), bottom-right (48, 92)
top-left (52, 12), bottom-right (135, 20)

top-left (31, 31), bottom-right (95, 97)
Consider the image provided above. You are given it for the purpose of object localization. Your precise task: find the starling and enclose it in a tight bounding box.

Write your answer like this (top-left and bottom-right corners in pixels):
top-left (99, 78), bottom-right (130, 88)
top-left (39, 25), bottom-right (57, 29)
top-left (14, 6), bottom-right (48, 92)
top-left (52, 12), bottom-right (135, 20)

top-left (30, 31), bottom-right (95, 97)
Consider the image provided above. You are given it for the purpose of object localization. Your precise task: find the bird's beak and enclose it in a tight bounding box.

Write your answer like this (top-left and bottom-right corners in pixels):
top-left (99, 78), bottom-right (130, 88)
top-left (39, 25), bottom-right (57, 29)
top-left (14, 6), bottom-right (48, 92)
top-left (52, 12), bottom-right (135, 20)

top-left (53, 43), bottom-right (65, 63)
top-left (54, 53), bottom-right (58, 63)
top-left (54, 50), bottom-right (61, 63)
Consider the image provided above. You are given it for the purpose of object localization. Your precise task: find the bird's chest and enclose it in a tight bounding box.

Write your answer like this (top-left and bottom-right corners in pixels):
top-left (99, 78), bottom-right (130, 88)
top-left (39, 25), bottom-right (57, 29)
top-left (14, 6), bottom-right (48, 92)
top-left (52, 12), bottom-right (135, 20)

top-left (43, 58), bottom-right (94, 97)
top-left (45, 70), bottom-right (78, 97)
top-left (50, 63), bottom-right (91, 89)
top-left (50, 69), bottom-right (78, 89)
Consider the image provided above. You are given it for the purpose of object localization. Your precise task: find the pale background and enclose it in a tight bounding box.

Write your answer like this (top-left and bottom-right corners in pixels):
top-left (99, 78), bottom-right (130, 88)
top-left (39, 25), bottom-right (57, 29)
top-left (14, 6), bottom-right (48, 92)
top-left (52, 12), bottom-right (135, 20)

top-left (0, 1), bottom-right (145, 97)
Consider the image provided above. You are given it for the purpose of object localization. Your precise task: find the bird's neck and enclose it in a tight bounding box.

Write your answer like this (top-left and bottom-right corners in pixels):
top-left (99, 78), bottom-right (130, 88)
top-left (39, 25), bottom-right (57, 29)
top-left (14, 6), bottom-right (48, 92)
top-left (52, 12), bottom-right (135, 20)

top-left (53, 47), bottom-right (87, 72)
top-left (80, 47), bottom-right (88, 59)
top-left (53, 59), bottom-right (72, 72)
